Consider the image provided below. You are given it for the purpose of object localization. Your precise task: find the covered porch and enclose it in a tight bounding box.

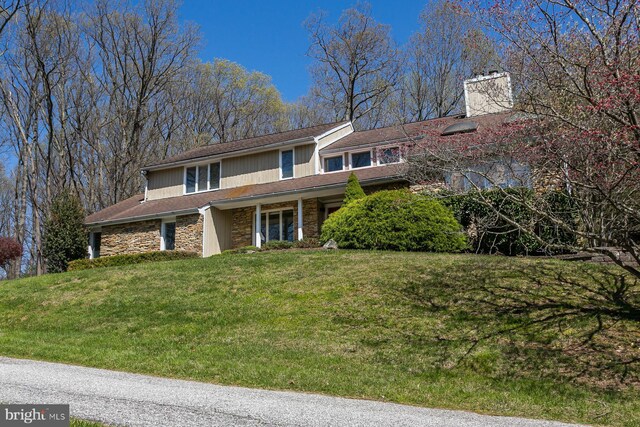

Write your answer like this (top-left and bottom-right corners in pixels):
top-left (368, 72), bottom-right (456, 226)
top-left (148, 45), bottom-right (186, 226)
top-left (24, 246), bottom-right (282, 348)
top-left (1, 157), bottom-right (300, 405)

top-left (204, 192), bottom-right (345, 254)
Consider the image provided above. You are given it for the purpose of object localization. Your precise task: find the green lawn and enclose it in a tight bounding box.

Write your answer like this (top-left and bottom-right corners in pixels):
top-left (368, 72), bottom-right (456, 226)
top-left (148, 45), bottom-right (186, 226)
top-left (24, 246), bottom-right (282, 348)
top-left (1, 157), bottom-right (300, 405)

top-left (0, 250), bottom-right (638, 426)
top-left (70, 419), bottom-right (109, 427)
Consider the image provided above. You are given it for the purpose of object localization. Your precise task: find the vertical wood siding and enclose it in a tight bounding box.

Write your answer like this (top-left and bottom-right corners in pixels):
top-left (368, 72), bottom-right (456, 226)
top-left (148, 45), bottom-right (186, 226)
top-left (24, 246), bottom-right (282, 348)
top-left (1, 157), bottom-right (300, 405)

top-left (147, 167), bottom-right (183, 200)
top-left (294, 144), bottom-right (315, 178)
top-left (220, 151), bottom-right (279, 188)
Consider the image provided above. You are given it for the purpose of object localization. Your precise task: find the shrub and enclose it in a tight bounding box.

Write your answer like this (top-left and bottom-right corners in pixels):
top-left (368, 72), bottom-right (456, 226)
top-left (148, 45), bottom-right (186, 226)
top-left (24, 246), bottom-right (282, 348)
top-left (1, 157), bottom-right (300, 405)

top-left (0, 237), bottom-right (22, 272)
top-left (292, 237), bottom-right (321, 248)
top-left (343, 172), bottom-right (366, 205)
top-left (321, 190), bottom-right (467, 252)
top-left (262, 240), bottom-right (294, 250)
top-left (440, 188), bottom-right (576, 256)
top-left (43, 191), bottom-right (87, 273)
top-left (221, 246), bottom-right (261, 255)
top-left (68, 250), bottom-right (199, 271)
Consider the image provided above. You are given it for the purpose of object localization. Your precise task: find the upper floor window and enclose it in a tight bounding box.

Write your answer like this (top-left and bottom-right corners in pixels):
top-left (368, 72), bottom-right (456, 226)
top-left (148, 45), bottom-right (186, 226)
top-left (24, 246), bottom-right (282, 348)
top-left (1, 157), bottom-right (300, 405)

top-left (281, 149), bottom-right (294, 179)
top-left (324, 155), bottom-right (343, 172)
top-left (351, 151), bottom-right (371, 169)
top-left (209, 162), bottom-right (221, 190)
top-left (186, 162), bottom-right (221, 194)
top-left (378, 147), bottom-right (401, 164)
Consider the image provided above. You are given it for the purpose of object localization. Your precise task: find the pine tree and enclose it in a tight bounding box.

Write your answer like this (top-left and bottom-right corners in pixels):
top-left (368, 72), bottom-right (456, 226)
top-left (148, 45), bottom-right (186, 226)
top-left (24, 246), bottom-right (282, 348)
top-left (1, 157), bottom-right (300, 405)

top-left (344, 172), bottom-right (366, 205)
top-left (43, 192), bottom-right (87, 273)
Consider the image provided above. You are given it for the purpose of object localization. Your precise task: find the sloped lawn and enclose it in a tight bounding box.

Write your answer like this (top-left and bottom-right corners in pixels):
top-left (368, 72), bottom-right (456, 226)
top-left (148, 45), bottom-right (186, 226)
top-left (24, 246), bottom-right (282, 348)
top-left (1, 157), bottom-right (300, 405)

top-left (0, 251), bottom-right (638, 426)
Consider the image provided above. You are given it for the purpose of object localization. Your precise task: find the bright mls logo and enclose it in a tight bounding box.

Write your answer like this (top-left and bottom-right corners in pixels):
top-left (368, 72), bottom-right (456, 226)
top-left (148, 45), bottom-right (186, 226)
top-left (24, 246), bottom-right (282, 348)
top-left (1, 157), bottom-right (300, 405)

top-left (0, 405), bottom-right (69, 427)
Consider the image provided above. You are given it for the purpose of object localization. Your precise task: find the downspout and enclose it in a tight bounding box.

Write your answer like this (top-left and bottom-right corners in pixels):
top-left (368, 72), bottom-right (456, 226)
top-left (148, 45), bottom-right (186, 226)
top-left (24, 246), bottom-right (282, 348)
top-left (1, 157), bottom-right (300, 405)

top-left (198, 205), bottom-right (210, 258)
top-left (141, 170), bottom-right (149, 202)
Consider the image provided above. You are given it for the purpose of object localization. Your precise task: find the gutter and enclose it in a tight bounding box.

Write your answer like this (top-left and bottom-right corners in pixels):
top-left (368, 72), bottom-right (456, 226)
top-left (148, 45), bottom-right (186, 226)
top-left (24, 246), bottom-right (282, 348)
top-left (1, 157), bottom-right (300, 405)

top-left (210, 175), bottom-right (405, 207)
top-left (85, 207), bottom-right (201, 228)
top-left (319, 135), bottom-right (424, 155)
top-left (86, 170), bottom-right (405, 226)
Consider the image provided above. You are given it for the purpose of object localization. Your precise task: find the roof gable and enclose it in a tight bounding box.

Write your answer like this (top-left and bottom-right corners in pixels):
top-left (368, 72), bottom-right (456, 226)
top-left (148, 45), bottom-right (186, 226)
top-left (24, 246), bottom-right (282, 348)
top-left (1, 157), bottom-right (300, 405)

top-left (320, 112), bottom-right (513, 154)
top-left (145, 121), bottom-right (348, 170)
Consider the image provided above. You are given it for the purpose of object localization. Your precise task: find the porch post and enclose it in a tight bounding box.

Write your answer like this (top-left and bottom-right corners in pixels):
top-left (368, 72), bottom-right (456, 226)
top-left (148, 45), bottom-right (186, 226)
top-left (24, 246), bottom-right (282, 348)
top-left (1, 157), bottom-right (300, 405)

top-left (255, 203), bottom-right (262, 248)
top-left (297, 198), bottom-right (303, 241)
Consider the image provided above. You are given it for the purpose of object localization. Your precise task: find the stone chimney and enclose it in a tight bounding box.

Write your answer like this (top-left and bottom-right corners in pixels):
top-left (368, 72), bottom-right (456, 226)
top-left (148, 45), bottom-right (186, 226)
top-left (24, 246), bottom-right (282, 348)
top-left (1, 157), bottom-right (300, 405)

top-left (463, 71), bottom-right (513, 117)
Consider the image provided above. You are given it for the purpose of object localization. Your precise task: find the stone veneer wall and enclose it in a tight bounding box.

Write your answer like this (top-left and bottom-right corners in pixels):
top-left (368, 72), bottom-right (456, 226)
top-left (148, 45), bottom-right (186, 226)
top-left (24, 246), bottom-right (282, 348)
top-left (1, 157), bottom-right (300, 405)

top-left (531, 166), bottom-right (564, 194)
top-left (100, 213), bottom-right (203, 257)
top-left (101, 219), bottom-right (161, 257)
top-left (175, 214), bottom-right (203, 253)
top-left (231, 199), bottom-right (321, 248)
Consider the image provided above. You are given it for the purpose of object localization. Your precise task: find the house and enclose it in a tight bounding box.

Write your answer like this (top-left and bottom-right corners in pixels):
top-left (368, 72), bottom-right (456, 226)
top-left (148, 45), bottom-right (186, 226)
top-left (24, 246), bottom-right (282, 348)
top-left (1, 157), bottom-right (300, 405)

top-left (85, 72), bottom-right (516, 258)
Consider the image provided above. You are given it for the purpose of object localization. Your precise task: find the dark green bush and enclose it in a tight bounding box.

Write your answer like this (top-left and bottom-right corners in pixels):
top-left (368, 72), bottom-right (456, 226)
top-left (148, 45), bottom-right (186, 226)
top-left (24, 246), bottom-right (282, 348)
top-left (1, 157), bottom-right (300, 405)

top-left (68, 250), bottom-right (199, 271)
top-left (43, 191), bottom-right (87, 273)
top-left (262, 240), bottom-right (294, 250)
top-left (344, 172), bottom-right (366, 205)
top-left (321, 190), bottom-right (467, 252)
top-left (440, 188), bottom-right (576, 256)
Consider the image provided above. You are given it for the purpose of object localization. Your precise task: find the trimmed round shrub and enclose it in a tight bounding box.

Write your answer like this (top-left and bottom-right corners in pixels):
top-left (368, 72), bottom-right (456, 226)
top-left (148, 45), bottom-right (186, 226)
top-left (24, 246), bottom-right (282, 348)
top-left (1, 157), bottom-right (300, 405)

top-left (321, 190), bottom-right (467, 252)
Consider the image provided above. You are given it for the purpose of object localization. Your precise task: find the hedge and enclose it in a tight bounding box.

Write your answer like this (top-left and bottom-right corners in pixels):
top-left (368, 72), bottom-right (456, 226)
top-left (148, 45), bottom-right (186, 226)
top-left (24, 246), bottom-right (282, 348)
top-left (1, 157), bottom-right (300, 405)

top-left (321, 190), bottom-right (467, 252)
top-left (440, 188), bottom-right (577, 256)
top-left (68, 251), bottom-right (200, 271)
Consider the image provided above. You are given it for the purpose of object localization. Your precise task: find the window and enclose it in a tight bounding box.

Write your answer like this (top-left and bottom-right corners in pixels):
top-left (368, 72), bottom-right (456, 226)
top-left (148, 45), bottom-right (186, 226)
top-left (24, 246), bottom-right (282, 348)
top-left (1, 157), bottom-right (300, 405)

top-left (446, 160), bottom-right (531, 192)
top-left (378, 147), bottom-right (400, 164)
top-left (186, 167), bottom-right (197, 193)
top-left (351, 151), bottom-right (371, 169)
top-left (209, 162), bottom-right (221, 190)
top-left (256, 210), bottom-right (295, 244)
top-left (186, 163), bottom-right (221, 194)
top-left (161, 222), bottom-right (176, 250)
top-left (90, 232), bottom-right (101, 259)
top-left (198, 165), bottom-right (208, 192)
top-left (324, 156), bottom-right (343, 172)
top-left (281, 149), bottom-right (294, 179)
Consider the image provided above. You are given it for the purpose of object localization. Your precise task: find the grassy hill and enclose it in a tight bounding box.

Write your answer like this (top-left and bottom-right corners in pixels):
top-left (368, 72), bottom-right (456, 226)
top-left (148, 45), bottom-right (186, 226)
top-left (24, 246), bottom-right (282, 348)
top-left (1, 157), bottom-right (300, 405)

top-left (0, 250), bottom-right (638, 426)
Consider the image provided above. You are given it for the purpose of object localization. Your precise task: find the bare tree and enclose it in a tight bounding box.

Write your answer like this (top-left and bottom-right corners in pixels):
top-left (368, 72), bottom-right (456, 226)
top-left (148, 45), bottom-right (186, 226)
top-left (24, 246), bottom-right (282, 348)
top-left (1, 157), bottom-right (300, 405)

top-left (404, 0), bottom-right (499, 121)
top-left (84, 0), bottom-right (199, 205)
top-left (0, 163), bottom-right (13, 237)
top-left (305, 3), bottom-right (401, 128)
top-left (179, 59), bottom-right (287, 144)
top-left (408, 0), bottom-right (640, 278)
top-left (0, 0), bottom-right (23, 41)
top-left (286, 94), bottom-right (333, 130)
top-left (0, 0), bottom-right (201, 276)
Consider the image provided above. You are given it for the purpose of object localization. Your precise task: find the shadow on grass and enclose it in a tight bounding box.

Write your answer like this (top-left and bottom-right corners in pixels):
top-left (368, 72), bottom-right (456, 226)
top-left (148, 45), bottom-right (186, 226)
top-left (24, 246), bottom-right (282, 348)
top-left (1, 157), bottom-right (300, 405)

top-left (401, 261), bottom-right (640, 390)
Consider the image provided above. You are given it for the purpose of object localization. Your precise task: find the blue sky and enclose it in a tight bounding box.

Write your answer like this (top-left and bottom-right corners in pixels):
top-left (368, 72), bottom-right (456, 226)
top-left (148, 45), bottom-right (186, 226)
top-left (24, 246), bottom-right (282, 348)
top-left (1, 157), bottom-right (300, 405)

top-left (178, 1), bottom-right (429, 102)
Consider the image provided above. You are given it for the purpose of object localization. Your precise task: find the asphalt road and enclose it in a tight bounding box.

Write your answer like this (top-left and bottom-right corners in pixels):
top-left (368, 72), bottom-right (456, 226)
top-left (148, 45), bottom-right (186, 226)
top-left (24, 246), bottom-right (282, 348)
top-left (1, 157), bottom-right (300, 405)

top-left (0, 357), bottom-right (583, 427)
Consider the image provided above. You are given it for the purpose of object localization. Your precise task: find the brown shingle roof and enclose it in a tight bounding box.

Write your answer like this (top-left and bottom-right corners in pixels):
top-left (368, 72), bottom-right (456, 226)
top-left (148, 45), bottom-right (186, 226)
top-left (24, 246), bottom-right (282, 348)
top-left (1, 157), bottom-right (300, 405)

top-left (85, 191), bottom-right (216, 225)
top-left (145, 121), bottom-right (348, 170)
top-left (320, 112), bottom-right (512, 153)
top-left (86, 165), bottom-right (404, 225)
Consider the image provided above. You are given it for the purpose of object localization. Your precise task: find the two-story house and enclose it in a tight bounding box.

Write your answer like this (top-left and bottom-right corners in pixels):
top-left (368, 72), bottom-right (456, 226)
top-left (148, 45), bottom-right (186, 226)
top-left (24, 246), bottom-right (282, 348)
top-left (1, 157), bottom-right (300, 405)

top-left (85, 72), bottom-right (516, 258)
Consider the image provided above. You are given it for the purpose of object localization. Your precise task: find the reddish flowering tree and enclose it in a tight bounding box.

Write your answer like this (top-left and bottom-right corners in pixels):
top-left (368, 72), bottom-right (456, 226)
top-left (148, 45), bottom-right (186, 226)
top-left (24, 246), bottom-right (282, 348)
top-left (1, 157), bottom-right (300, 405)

top-left (0, 237), bottom-right (22, 277)
top-left (408, 0), bottom-right (640, 278)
